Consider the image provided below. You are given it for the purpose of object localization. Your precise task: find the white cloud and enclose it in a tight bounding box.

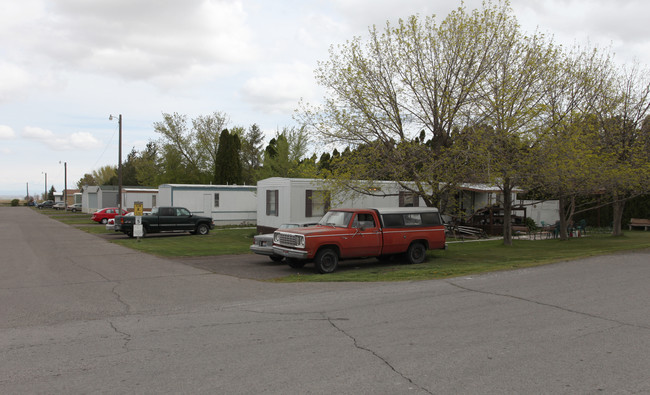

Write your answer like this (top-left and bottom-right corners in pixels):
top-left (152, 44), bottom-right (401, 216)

top-left (12, 0), bottom-right (257, 89)
top-left (0, 125), bottom-right (16, 139)
top-left (0, 62), bottom-right (34, 103)
top-left (22, 126), bottom-right (54, 140)
top-left (241, 62), bottom-right (319, 114)
top-left (22, 127), bottom-right (101, 151)
top-left (69, 132), bottom-right (102, 150)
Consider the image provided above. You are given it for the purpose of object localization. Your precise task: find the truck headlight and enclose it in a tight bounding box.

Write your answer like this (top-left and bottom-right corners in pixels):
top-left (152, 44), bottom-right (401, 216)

top-left (296, 235), bottom-right (305, 248)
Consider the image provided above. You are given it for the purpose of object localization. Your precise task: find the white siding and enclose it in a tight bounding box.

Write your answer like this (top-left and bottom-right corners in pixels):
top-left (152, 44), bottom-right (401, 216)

top-left (121, 188), bottom-right (158, 211)
top-left (521, 200), bottom-right (560, 226)
top-left (256, 177), bottom-right (428, 230)
top-left (158, 184), bottom-right (257, 225)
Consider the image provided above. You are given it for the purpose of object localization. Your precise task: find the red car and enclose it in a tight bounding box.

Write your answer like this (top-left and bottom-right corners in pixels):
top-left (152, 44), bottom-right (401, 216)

top-left (91, 207), bottom-right (128, 224)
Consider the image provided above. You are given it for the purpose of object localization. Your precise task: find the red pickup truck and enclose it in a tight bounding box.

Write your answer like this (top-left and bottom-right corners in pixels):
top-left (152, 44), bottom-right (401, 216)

top-left (272, 207), bottom-right (446, 273)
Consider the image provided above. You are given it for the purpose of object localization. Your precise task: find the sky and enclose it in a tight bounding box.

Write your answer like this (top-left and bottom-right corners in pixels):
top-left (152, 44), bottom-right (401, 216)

top-left (1, 0), bottom-right (648, 198)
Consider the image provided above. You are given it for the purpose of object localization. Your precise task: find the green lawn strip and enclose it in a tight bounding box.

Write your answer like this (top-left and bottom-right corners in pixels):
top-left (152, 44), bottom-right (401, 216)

top-left (36, 209), bottom-right (93, 224)
top-left (39, 207), bottom-right (650, 282)
top-left (272, 233), bottom-right (650, 283)
top-left (109, 228), bottom-right (256, 257)
top-left (57, 216), bottom-right (95, 224)
top-left (77, 224), bottom-right (114, 234)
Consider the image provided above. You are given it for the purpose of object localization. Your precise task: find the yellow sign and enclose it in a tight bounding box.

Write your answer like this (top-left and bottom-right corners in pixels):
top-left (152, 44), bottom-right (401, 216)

top-left (134, 201), bottom-right (143, 217)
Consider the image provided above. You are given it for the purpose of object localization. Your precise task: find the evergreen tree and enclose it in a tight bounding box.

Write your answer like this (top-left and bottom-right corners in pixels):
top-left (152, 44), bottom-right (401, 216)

top-left (215, 129), bottom-right (243, 184)
top-left (241, 124), bottom-right (264, 184)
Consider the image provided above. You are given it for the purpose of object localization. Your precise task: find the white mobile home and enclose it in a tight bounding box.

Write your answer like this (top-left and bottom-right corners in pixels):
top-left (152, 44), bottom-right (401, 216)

top-left (120, 188), bottom-right (158, 211)
top-left (256, 177), bottom-right (426, 233)
top-left (157, 184), bottom-right (257, 225)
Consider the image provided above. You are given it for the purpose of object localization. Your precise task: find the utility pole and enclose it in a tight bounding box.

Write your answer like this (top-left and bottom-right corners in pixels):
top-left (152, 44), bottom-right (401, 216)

top-left (64, 162), bottom-right (67, 207)
top-left (118, 114), bottom-right (122, 212)
top-left (109, 114), bottom-right (123, 212)
top-left (43, 172), bottom-right (47, 200)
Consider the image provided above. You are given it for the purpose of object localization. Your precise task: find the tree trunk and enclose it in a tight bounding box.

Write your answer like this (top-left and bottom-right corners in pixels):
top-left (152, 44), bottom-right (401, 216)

top-left (558, 195), bottom-right (578, 240)
top-left (612, 194), bottom-right (625, 237)
top-left (558, 196), bottom-right (568, 240)
top-left (502, 180), bottom-right (513, 246)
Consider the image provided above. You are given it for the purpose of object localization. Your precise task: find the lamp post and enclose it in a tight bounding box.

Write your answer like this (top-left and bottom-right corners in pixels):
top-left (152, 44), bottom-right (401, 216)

top-left (59, 161), bottom-right (67, 207)
top-left (109, 114), bottom-right (122, 212)
top-left (42, 172), bottom-right (47, 200)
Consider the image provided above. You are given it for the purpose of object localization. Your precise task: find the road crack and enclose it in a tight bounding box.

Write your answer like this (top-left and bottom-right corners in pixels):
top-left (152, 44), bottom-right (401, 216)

top-left (445, 280), bottom-right (650, 331)
top-left (326, 317), bottom-right (433, 394)
top-left (111, 283), bottom-right (132, 315)
top-left (108, 320), bottom-right (132, 352)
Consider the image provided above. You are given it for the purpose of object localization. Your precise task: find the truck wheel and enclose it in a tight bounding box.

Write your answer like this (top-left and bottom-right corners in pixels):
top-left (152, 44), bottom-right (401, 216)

top-left (314, 248), bottom-right (339, 274)
top-left (196, 223), bottom-right (210, 235)
top-left (406, 242), bottom-right (427, 264)
top-left (286, 258), bottom-right (306, 268)
top-left (269, 255), bottom-right (284, 262)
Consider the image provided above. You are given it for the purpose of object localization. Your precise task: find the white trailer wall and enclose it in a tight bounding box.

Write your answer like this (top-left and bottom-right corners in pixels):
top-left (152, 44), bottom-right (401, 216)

top-left (81, 185), bottom-right (118, 213)
top-left (82, 186), bottom-right (99, 213)
top-left (121, 188), bottom-right (158, 211)
top-left (520, 200), bottom-right (560, 226)
top-left (256, 177), bottom-right (427, 232)
top-left (157, 184), bottom-right (256, 225)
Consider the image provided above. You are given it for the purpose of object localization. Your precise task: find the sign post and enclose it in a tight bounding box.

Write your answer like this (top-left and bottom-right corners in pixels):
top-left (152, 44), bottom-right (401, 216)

top-left (133, 201), bottom-right (144, 239)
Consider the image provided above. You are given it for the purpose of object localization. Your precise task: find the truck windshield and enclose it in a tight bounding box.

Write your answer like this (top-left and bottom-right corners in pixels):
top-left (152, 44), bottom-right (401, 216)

top-left (318, 211), bottom-right (353, 227)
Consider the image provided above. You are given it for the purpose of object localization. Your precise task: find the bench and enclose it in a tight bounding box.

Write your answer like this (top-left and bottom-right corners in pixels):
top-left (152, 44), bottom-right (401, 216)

top-left (512, 225), bottom-right (530, 238)
top-left (629, 218), bottom-right (650, 231)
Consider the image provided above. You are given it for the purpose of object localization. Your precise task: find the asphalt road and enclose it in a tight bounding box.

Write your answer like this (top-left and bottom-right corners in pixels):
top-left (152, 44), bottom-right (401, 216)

top-left (1, 207), bottom-right (649, 394)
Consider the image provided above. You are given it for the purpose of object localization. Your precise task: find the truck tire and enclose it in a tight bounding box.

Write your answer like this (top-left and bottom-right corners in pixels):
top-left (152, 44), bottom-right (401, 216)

top-left (196, 223), bottom-right (210, 235)
top-left (406, 242), bottom-right (426, 264)
top-left (286, 258), bottom-right (306, 268)
top-left (314, 248), bottom-right (339, 274)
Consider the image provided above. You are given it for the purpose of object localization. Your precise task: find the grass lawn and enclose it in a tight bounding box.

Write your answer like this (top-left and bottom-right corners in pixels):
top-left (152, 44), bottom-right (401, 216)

top-left (37, 208), bottom-right (650, 282)
top-left (106, 228), bottom-right (256, 256)
top-left (274, 232), bottom-right (650, 282)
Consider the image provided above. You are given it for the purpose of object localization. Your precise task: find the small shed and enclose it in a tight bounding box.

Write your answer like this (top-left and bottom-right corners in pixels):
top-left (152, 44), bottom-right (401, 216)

top-left (81, 185), bottom-right (118, 213)
top-left (157, 184), bottom-right (257, 226)
top-left (256, 177), bottom-right (426, 233)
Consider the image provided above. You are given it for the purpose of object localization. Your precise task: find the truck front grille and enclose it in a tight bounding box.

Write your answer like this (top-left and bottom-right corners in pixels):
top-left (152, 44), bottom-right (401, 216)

top-left (277, 232), bottom-right (302, 247)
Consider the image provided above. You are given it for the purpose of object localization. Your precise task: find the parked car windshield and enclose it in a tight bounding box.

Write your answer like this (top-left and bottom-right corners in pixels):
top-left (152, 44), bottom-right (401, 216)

top-left (318, 211), bottom-right (353, 227)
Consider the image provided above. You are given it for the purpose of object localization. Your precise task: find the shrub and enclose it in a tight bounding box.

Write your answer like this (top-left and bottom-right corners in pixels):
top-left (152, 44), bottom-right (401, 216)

top-left (11, 199), bottom-right (19, 206)
top-left (524, 216), bottom-right (538, 231)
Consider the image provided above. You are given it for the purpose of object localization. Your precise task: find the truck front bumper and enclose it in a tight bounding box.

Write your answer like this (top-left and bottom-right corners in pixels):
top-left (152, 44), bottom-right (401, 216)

top-left (272, 246), bottom-right (309, 260)
top-left (250, 244), bottom-right (275, 256)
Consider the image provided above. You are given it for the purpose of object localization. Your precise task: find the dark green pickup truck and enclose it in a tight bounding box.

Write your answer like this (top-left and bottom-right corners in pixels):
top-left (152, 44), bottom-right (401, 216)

top-left (116, 206), bottom-right (214, 237)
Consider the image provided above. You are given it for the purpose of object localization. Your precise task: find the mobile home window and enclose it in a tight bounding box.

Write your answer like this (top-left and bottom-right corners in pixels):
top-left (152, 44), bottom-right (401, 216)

top-left (399, 191), bottom-right (420, 207)
top-left (306, 190), bottom-right (329, 217)
top-left (266, 190), bottom-right (279, 216)
top-left (214, 193), bottom-right (220, 207)
top-left (152, 195), bottom-right (157, 207)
